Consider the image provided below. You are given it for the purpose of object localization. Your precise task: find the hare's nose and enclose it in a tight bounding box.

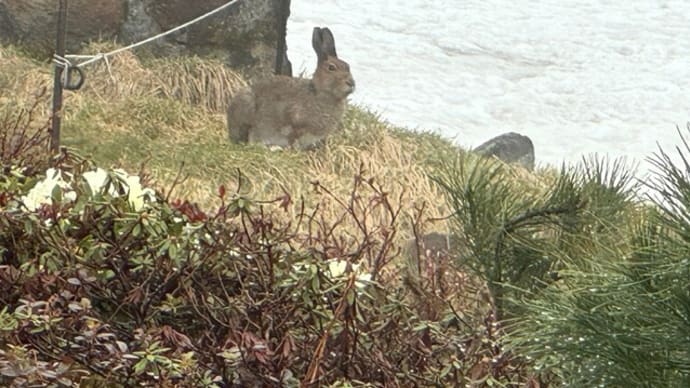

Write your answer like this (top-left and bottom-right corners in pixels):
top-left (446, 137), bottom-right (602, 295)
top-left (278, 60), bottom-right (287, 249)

top-left (346, 78), bottom-right (356, 89)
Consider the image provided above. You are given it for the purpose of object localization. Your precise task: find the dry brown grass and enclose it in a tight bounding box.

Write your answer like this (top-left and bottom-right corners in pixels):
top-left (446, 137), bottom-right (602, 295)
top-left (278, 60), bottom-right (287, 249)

top-left (148, 56), bottom-right (248, 112)
top-left (0, 42), bottom-right (548, 247)
top-left (66, 42), bottom-right (247, 113)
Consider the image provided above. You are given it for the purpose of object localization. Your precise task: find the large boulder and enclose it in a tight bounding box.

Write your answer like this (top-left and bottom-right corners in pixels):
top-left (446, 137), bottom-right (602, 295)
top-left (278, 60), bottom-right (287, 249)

top-left (474, 132), bottom-right (535, 171)
top-left (0, 0), bottom-right (291, 77)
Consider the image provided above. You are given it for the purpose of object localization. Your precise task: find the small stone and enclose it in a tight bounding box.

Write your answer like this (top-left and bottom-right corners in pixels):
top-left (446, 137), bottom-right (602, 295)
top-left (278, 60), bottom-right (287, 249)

top-left (474, 132), bottom-right (535, 171)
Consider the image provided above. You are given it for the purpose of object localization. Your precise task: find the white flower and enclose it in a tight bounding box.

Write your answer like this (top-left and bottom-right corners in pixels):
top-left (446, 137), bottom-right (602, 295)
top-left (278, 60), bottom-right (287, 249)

top-left (82, 168), bottom-right (108, 193)
top-left (124, 174), bottom-right (156, 211)
top-left (21, 168), bottom-right (76, 211)
top-left (326, 259), bottom-right (372, 289)
top-left (105, 168), bottom-right (156, 211)
top-left (84, 168), bottom-right (156, 210)
top-left (355, 273), bottom-right (373, 289)
top-left (82, 167), bottom-right (118, 196)
top-left (64, 190), bottom-right (77, 202)
top-left (327, 259), bottom-right (348, 278)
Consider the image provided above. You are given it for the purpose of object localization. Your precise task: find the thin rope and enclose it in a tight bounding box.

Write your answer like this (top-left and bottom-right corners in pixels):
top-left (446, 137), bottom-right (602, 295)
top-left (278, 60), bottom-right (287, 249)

top-left (65, 0), bottom-right (240, 68)
top-left (53, 54), bottom-right (71, 68)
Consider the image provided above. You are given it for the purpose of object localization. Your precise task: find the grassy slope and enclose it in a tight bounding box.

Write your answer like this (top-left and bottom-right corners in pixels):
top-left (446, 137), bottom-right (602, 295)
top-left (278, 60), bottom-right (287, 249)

top-left (8, 43), bottom-right (677, 386)
top-left (0, 43), bottom-right (546, 243)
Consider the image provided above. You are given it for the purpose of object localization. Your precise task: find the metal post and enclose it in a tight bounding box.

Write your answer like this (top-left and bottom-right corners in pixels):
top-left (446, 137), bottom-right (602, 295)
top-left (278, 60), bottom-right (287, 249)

top-left (50, 0), bottom-right (68, 154)
top-left (275, 0), bottom-right (291, 76)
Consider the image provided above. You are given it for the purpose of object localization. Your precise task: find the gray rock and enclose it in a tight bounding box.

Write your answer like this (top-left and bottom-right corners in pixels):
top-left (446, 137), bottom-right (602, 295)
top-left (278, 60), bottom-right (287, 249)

top-left (0, 0), bottom-right (124, 55)
top-left (405, 232), bottom-right (465, 260)
top-left (120, 0), bottom-right (160, 47)
top-left (0, 0), bottom-right (291, 77)
top-left (474, 132), bottom-right (535, 170)
top-left (403, 232), bottom-right (472, 281)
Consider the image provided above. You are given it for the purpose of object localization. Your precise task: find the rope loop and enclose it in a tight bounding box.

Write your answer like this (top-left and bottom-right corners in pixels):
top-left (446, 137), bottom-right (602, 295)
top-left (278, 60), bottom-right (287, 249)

top-left (52, 54), bottom-right (85, 90)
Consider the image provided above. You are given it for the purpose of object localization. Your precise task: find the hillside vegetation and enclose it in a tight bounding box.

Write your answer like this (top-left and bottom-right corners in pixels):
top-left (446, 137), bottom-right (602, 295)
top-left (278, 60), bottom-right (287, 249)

top-left (1, 43), bottom-right (688, 387)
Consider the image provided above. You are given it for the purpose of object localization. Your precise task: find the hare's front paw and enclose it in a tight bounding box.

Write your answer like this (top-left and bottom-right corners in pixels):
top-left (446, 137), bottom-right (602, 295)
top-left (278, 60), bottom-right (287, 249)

top-left (269, 145), bottom-right (285, 152)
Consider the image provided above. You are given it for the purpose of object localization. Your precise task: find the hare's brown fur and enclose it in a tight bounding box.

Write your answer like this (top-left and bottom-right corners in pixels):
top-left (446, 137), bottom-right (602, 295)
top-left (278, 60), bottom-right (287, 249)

top-left (227, 27), bottom-right (355, 149)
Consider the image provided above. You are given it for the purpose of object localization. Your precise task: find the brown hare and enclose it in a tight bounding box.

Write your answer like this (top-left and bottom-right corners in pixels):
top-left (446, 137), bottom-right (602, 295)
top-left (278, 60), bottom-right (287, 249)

top-left (227, 27), bottom-right (355, 149)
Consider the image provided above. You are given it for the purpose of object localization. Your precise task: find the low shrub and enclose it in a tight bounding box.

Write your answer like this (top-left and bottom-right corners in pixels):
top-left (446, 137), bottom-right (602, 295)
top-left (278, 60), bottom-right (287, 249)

top-left (0, 153), bottom-right (539, 387)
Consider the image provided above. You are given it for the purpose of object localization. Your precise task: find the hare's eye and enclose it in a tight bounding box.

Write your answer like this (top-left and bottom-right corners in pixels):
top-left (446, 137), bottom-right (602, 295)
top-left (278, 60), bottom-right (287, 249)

top-left (328, 63), bottom-right (337, 71)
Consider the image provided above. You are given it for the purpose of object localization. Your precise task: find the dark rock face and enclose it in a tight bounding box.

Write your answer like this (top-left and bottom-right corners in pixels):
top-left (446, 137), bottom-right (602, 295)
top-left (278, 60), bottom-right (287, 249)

top-left (0, 0), bottom-right (291, 77)
top-left (474, 132), bottom-right (535, 171)
top-left (0, 0), bottom-right (124, 55)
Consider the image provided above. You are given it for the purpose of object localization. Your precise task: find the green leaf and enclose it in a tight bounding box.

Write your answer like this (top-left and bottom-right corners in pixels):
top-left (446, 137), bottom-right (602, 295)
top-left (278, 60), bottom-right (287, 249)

top-left (51, 184), bottom-right (62, 203)
top-left (133, 359), bottom-right (148, 375)
top-left (346, 289), bottom-right (355, 306)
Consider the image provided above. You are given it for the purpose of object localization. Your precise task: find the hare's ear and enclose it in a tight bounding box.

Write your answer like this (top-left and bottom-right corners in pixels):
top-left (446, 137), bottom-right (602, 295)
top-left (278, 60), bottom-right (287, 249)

top-left (312, 27), bottom-right (337, 63)
top-left (319, 28), bottom-right (337, 57)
